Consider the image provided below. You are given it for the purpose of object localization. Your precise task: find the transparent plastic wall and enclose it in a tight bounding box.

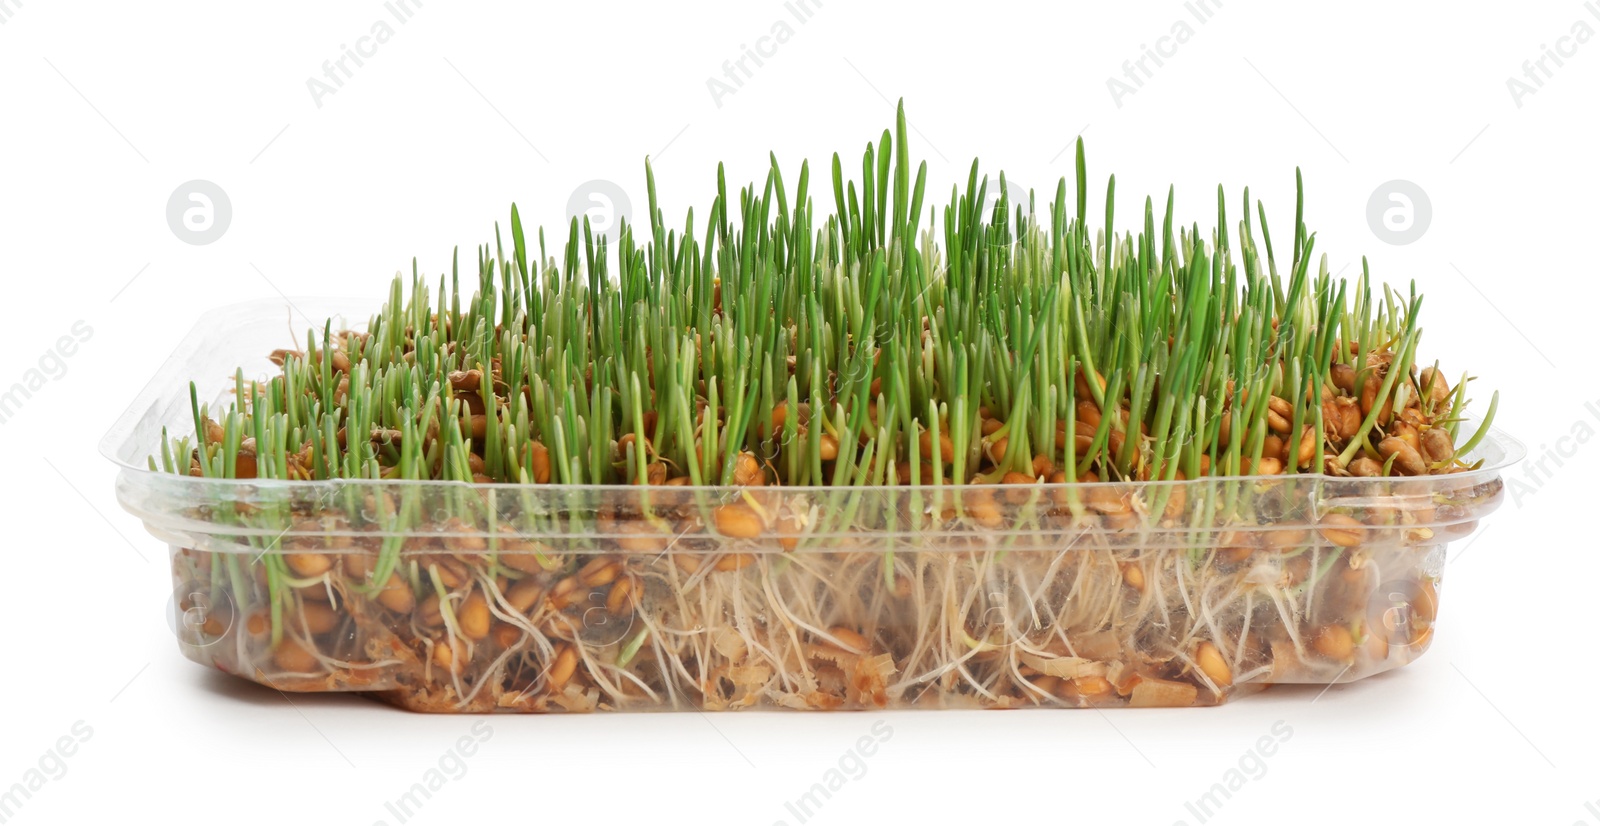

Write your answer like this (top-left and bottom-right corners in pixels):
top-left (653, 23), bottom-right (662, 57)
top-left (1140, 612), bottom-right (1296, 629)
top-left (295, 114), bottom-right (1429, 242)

top-left (107, 301), bottom-right (1520, 712)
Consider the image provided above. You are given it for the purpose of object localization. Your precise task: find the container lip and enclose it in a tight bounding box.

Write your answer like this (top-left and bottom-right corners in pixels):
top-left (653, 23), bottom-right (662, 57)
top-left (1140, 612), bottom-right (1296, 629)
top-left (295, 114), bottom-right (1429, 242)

top-left (101, 298), bottom-right (1526, 488)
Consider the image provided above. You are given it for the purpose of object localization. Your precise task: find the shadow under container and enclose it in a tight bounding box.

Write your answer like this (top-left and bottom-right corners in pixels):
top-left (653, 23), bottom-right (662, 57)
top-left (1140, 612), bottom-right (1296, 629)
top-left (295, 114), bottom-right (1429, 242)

top-left (103, 301), bottom-right (1521, 713)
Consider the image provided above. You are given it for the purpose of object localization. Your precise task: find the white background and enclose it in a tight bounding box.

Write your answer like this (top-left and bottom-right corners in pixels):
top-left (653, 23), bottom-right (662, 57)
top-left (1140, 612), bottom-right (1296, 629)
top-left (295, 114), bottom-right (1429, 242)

top-left (2, 1), bottom-right (1597, 824)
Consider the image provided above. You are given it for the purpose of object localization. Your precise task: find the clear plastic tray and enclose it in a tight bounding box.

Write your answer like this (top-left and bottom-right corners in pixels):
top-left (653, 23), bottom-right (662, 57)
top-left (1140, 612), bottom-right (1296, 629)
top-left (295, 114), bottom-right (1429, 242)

top-left (104, 299), bottom-right (1522, 712)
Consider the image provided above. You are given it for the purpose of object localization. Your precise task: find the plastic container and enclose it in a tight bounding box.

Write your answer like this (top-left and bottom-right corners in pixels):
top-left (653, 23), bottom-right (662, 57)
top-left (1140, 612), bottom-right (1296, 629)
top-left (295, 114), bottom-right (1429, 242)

top-left (104, 299), bottom-right (1522, 712)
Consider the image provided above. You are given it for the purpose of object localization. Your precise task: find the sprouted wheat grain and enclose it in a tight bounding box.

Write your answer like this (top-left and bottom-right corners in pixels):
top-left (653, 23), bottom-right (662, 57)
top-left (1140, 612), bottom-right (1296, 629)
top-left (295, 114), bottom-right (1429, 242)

top-left (155, 103), bottom-right (1504, 711)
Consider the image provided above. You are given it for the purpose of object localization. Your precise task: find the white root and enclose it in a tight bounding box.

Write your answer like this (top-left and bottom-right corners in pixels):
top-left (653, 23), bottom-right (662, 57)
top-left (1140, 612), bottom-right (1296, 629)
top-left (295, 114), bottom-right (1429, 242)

top-left (192, 504), bottom-right (1429, 710)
